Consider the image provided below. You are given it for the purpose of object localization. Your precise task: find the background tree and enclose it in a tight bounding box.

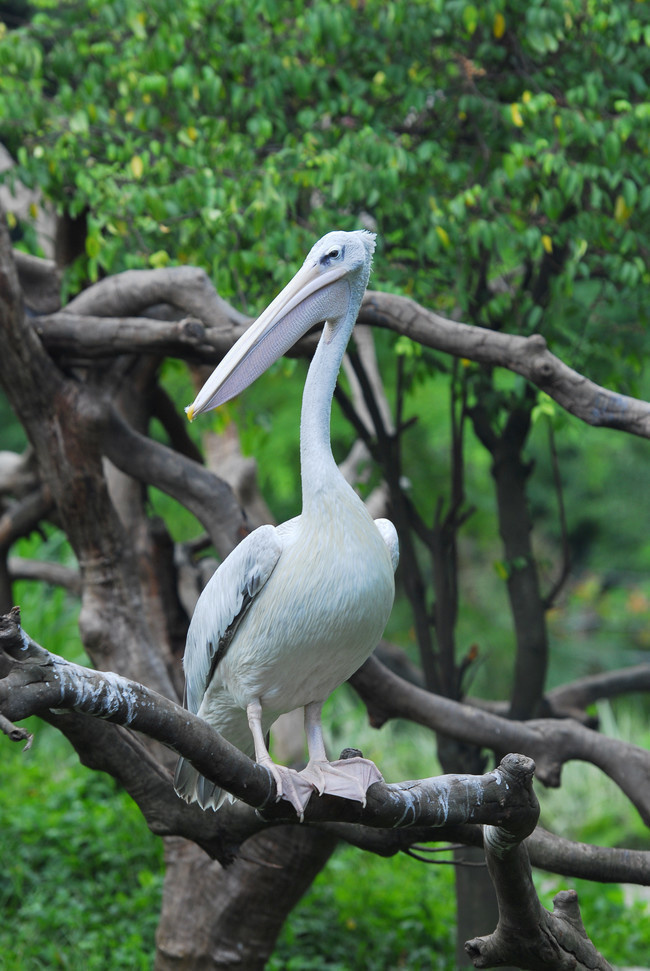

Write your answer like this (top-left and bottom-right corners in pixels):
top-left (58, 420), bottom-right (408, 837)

top-left (1, 0), bottom-right (649, 968)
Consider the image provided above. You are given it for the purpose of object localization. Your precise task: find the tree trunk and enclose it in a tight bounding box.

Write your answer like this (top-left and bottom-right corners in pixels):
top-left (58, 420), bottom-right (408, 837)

top-left (489, 409), bottom-right (549, 720)
top-left (156, 829), bottom-right (337, 969)
top-left (471, 401), bottom-right (549, 720)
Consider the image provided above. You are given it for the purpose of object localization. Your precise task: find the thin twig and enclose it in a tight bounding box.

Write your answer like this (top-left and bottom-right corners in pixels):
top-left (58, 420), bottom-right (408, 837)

top-left (0, 712), bottom-right (33, 749)
top-left (542, 420), bottom-right (572, 609)
top-left (403, 847), bottom-right (486, 866)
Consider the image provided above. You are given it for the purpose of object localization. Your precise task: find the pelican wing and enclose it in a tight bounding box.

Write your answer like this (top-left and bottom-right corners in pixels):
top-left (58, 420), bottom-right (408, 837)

top-left (182, 524), bottom-right (282, 714)
top-left (374, 517), bottom-right (399, 574)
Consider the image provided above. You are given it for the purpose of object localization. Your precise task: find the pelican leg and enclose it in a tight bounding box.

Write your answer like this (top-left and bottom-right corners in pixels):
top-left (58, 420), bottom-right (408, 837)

top-left (299, 701), bottom-right (383, 806)
top-left (246, 700), bottom-right (314, 819)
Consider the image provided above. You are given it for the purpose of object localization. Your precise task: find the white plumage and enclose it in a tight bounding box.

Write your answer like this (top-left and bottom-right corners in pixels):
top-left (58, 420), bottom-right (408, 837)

top-left (174, 231), bottom-right (398, 815)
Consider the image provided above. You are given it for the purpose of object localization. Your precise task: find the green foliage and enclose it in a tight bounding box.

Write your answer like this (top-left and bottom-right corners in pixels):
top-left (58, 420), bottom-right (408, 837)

top-left (270, 845), bottom-right (455, 970)
top-left (10, 526), bottom-right (82, 657)
top-left (1, 0), bottom-right (648, 383)
top-left (2, 694), bottom-right (649, 969)
top-left (0, 721), bottom-right (163, 970)
top-left (1, 1), bottom-right (650, 964)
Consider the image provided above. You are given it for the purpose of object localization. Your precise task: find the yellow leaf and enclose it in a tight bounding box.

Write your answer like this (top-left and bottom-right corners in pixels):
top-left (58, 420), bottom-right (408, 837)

top-left (130, 155), bottom-right (144, 179)
top-left (627, 590), bottom-right (649, 614)
top-left (149, 249), bottom-right (170, 268)
top-left (541, 234), bottom-right (553, 254)
top-left (614, 195), bottom-right (633, 224)
top-left (510, 103), bottom-right (524, 127)
top-left (435, 225), bottom-right (450, 248)
top-left (6, 211), bottom-right (17, 229)
top-left (187, 126), bottom-right (198, 142)
top-left (29, 202), bottom-right (38, 219)
top-left (493, 12), bottom-right (506, 38)
top-left (522, 90), bottom-right (532, 104)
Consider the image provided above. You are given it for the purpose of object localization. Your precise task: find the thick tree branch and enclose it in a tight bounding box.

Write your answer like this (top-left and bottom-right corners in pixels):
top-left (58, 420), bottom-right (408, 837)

top-left (320, 820), bottom-right (650, 886)
top-left (65, 265), bottom-right (248, 333)
top-left (468, 846), bottom-right (613, 969)
top-left (359, 291), bottom-right (650, 439)
top-left (96, 403), bottom-right (249, 558)
top-left (33, 312), bottom-right (223, 362)
top-left (4, 607), bottom-right (648, 885)
top-left (351, 655), bottom-right (650, 824)
top-left (461, 756), bottom-right (613, 969)
top-left (0, 609), bottom-right (540, 833)
top-left (546, 663), bottom-right (650, 714)
top-left (22, 260), bottom-right (650, 442)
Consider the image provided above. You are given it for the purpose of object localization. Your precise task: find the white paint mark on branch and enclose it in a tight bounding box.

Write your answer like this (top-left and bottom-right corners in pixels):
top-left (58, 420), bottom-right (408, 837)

top-left (49, 656), bottom-right (139, 725)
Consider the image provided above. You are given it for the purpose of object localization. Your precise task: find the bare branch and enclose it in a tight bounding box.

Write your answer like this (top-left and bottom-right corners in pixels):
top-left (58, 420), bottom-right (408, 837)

top-left (319, 819), bottom-right (650, 887)
top-left (526, 826), bottom-right (650, 886)
top-left (452, 755), bottom-right (615, 969)
top-left (547, 663), bottom-right (650, 714)
top-left (23, 260), bottom-right (649, 444)
top-left (351, 655), bottom-right (650, 824)
top-left (0, 609), bottom-right (540, 833)
top-left (0, 710), bottom-right (32, 747)
top-left (7, 556), bottom-right (80, 593)
top-left (65, 265), bottom-right (248, 333)
top-left (12, 249), bottom-right (61, 314)
top-left (95, 403), bottom-right (249, 558)
top-left (360, 291), bottom-right (650, 439)
top-left (33, 312), bottom-right (224, 362)
top-left (0, 486), bottom-right (52, 546)
top-left (467, 845), bottom-right (613, 969)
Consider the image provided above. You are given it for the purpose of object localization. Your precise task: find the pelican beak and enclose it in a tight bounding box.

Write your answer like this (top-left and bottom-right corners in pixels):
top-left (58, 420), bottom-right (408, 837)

top-left (186, 259), bottom-right (349, 420)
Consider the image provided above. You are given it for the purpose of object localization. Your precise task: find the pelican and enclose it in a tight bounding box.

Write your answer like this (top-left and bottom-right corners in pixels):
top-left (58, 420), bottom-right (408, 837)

top-left (174, 230), bottom-right (398, 816)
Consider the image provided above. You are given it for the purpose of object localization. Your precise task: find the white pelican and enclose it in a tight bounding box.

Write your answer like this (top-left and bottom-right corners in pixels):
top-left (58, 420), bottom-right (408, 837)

top-left (174, 230), bottom-right (398, 816)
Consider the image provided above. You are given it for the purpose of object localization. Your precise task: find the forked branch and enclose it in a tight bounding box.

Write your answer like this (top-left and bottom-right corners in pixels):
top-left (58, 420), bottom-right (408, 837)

top-left (0, 607), bottom-right (540, 833)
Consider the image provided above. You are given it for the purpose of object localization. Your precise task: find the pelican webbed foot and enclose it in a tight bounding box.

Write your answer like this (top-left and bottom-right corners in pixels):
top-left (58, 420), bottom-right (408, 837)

top-left (299, 756), bottom-right (383, 806)
top-left (258, 755), bottom-right (316, 820)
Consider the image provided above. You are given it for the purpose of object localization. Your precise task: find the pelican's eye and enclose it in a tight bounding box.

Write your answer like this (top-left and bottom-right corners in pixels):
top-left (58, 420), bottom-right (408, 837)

top-left (320, 245), bottom-right (344, 265)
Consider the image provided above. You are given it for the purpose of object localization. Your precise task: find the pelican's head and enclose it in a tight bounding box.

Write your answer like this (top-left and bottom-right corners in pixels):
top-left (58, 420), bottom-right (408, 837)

top-left (186, 229), bottom-right (376, 420)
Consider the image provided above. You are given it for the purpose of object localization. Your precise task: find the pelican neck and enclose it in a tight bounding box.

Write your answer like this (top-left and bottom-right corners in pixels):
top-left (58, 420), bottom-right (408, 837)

top-left (299, 306), bottom-right (362, 512)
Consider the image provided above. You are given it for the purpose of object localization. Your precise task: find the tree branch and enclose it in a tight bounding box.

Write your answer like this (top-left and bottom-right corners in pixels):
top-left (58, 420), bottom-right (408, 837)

top-left (95, 403), bottom-right (250, 558)
top-left (360, 291), bottom-right (650, 439)
top-left (467, 844), bottom-right (613, 969)
top-left (546, 663), bottom-right (650, 714)
top-left (0, 608), bottom-right (541, 834)
top-left (33, 312), bottom-right (223, 363)
top-left (7, 556), bottom-right (81, 594)
top-left (65, 265), bottom-right (248, 333)
top-left (351, 655), bottom-right (650, 824)
top-left (21, 260), bottom-right (650, 443)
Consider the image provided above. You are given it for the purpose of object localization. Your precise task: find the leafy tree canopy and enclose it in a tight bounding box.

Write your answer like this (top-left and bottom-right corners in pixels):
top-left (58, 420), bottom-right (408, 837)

top-left (1, 0), bottom-right (648, 391)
